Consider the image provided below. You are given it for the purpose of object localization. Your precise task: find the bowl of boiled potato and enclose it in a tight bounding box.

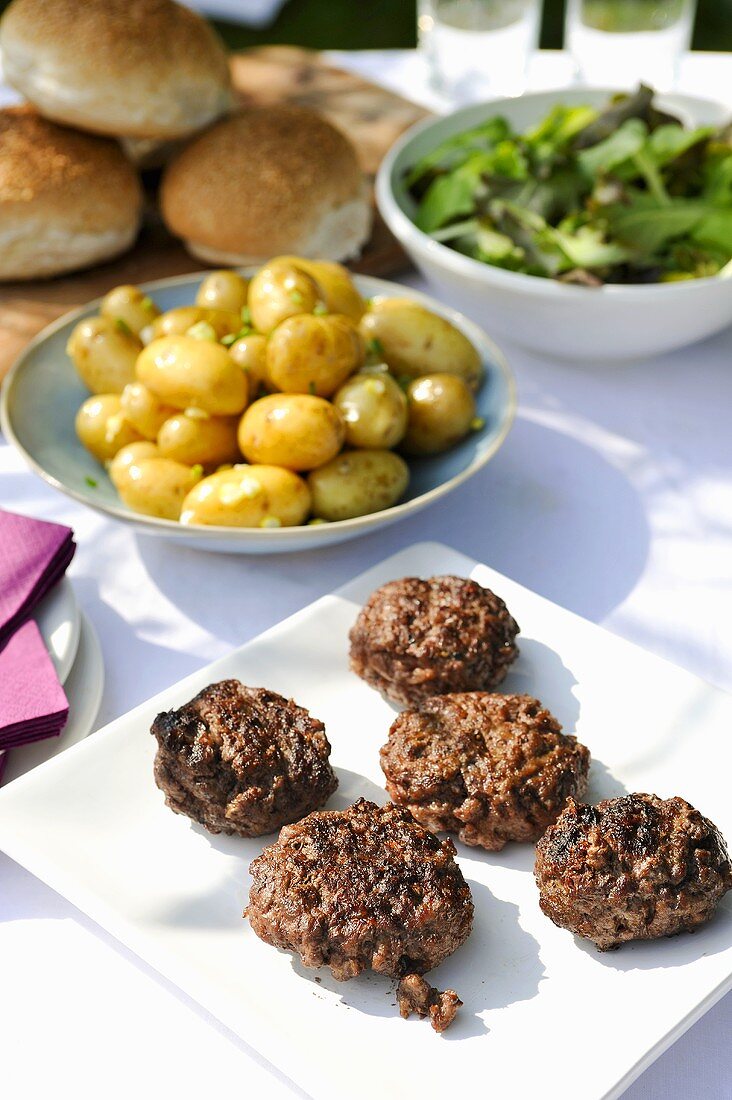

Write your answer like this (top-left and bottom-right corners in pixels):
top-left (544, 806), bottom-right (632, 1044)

top-left (1, 259), bottom-right (515, 553)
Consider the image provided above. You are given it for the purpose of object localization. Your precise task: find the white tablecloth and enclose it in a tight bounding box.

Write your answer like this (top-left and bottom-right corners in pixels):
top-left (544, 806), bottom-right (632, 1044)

top-left (1, 49), bottom-right (732, 1100)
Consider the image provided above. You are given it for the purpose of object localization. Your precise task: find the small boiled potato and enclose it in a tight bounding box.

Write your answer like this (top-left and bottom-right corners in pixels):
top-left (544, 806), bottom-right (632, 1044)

top-left (180, 464), bottom-right (311, 528)
top-left (120, 382), bottom-right (176, 440)
top-left (238, 393), bottom-right (345, 471)
top-left (136, 335), bottom-right (249, 415)
top-left (359, 299), bottom-right (483, 389)
top-left (308, 449), bottom-right (409, 521)
top-left (333, 372), bottom-right (407, 449)
top-left (75, 394), bottom-right (143, 463)
top-left (100, 285), bottom-right (160, 336)
top-left (149, 306), bottom-right (241, 341)
top-left (267, 314), bottom-right (364, 397)
top-left (402, 373), bottom-right (476, 456)
top-left (157, 410), bottom-right (241, 468)
top-left (228, 334), bottom-right (272, 393)
top-left (277, 257), bottom-right (365, 321)
top-left (248, 260), bottom-right (321, 333)
top-left (195, 270), bottom-right (249, 313)
top-left (109, 441), bottom-right (159, 489)
top-left (67, 317), bottom-right (142, 394)
top-left (109, 444), bottom-right (201, 521)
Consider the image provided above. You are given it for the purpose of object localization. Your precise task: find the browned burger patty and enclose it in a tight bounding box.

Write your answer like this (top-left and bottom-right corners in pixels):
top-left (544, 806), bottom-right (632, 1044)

top-left (349, 575), bottom-right (519, 707)
top-left (535, 793), bottom-right (732, 950)
top-left (151, 680), bottom-right (337, 836)
top-left (246, 798), bottom-right (474, 980)
top-left (381, 693), bottom-right (590, 851)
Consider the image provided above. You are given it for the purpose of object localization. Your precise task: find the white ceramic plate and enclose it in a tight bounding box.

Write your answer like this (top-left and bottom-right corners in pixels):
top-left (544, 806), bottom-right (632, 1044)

top-left (0, 542), bottom-right (729, 1100)
top-left (34, 577), bottom-right (80, 685)
top-left (3, 612), bottom-right (104, 785)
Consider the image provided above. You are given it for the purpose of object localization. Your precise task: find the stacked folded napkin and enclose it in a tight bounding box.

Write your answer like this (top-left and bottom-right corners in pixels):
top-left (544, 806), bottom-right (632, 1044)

top-left (0, 510), bottom-right (76, 775)
top-left (0, 510), bottom-right (76, 648)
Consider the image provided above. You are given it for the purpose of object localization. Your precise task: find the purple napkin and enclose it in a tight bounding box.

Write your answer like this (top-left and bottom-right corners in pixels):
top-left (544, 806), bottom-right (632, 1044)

top-left (0, 509), bottom-right (76, 648)
top-left (0, 620), bottom-right (69, 749)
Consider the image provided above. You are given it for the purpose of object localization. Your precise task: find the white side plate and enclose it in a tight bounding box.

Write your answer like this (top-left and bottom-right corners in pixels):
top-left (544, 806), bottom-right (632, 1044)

top-left (3, 612), bottom-right (104, 784)
top-left (34, 576), bottom-right (80, 684)
top-left (0, 542), bottom-right (729, 1100)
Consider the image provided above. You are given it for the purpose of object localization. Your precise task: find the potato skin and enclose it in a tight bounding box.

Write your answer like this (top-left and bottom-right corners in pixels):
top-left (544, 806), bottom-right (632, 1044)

top-left (120, 382), bottom-right (176, 440)
top-left (157, 411), bottom-right (241, 468)
top-left (334, 371), bottom-right (407, 449)
top-left (238, 394), bottom-right (345, 471)
top-left (109, 443), bottom-right (201, 521)
top-left (75, 394), bottom-right (143, 463)
top-left (359, 300), bottom-right (483, 389)
top-left (100, 285), bottom-right (160, 336)
top-left (67, 316), bottom-right (142, 394)
top-left (136, 335), bottom-right (249, 415)
top-left (308, 449), bottom-right (409, 521)
top-left (248, 261), bottom-right (321, 333)
top-left (195, 271), bottom-right (249, 313)
top-left (228, 334), bottom-right (272, 393)
top-left (180, 465), bottom-right (311, 528)
top-left (276, 256), bottom-right (365, 321)
top-left (402, 373), bottom-right (476, 456)
top-left (149, 307), bottom-right (241, 341)
top-left (267, 314), bottom-right (364, 397)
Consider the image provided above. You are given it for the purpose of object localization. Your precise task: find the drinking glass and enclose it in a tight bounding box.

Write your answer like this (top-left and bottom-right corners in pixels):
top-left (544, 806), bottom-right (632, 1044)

top-left (565, 0), bottom-right (697, 91)
top-left (418, 0), bottom-right (543, 101)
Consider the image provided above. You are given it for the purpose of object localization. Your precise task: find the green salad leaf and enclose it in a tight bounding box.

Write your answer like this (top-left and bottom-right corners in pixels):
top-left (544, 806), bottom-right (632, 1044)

top-left (405, 85), bottom-right (732, 285)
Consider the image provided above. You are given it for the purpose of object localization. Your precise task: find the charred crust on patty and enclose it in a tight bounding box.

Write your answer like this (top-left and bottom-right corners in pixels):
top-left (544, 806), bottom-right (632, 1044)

top-left (151, 679), bottom-right (337, 836)
top-left (381, 692), bottom-right (590, 851)
top-left (246, 798), bottom-right (474, 981)
top-left (534, 793), bottom-right (732, 950)
top-left (349, 575), bottom-right (520, 707)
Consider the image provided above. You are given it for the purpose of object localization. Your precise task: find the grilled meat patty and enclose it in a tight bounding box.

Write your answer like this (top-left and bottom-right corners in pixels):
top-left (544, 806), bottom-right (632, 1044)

top-left (246, 798), bottom-right (474, 980)
top-left (535, 793), bottom-right (732, 950)
top-left (381, 692), bottom-right (590, 851)
top-left (151, 680), bottom-right (337, 836)
top-left (349, 575), bottom-right (519, 707)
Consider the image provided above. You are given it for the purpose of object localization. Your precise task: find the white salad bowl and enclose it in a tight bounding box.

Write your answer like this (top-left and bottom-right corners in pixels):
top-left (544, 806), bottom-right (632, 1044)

top-left (377, 88), bottom-right (732, 362)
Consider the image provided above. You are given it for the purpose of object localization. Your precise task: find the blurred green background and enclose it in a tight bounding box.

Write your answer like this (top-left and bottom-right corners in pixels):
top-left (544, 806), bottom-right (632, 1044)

top-left (217, 0), bottom-right (727, 51)
top-left (0, 0), bottom-right (728, 50)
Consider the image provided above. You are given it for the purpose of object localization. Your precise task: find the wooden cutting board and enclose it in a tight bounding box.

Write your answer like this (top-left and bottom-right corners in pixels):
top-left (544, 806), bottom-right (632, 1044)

top-left (0, 47), bottom-right (430, 381)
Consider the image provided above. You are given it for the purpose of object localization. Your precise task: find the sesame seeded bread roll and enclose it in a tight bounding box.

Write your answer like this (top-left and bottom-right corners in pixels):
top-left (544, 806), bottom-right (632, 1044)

top-left (0, 106), bottom-right (143, 280)
top-left (160, 105), bottom-right (372, 265)
top-left (0, 0), bottom-right (232, 140)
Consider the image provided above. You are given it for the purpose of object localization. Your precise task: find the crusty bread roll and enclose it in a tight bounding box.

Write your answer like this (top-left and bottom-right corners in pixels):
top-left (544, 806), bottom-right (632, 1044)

top-left (160, 105), bottom-right (372, 265)
top-left (0, 0), bottom-right (231, 140)
top-left (0, 107), bottom-right (143, 280)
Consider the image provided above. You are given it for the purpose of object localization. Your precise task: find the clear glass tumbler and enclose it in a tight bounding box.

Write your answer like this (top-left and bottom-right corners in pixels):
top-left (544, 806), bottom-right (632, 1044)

top-left (565, 0), bottom-right (697, 91)
top-left (418, 0), bottom-right (543, 101)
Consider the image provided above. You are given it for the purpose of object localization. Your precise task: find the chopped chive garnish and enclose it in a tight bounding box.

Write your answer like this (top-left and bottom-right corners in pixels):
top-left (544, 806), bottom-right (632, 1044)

top-left (221, 333), bottom-right (237, 346)
top-left (114, 317), bottom-right (132, 336)
top-left (313, 302), bottom-right (328, 315)
top-left (191, 464), bottom-right (204, 479)
top-left (240, 306), bottom-right (252, 324)
top-left (141, 296), bottom-right (156, 314)
top-left (367, 337), bottom-right (385, 358)
top-left (186, 321), bottom-right (217, 341)
top-left (308, 381), bottom-right (317, 395)
top-left (84, 475), bottom-right (98, 488)
top-left (470, 416), bottom-right (486, 432)
top-left (289, 290), bottom-right (304, 305)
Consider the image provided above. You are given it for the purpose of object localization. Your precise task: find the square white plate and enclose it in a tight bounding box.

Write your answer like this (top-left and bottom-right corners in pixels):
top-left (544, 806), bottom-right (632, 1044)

top-left (0, 541), bottom-right (730, 1100)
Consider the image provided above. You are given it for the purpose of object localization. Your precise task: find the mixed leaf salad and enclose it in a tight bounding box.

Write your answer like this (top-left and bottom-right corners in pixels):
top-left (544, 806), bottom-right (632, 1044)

top-left (405, 86), bottom-right (732, 285)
